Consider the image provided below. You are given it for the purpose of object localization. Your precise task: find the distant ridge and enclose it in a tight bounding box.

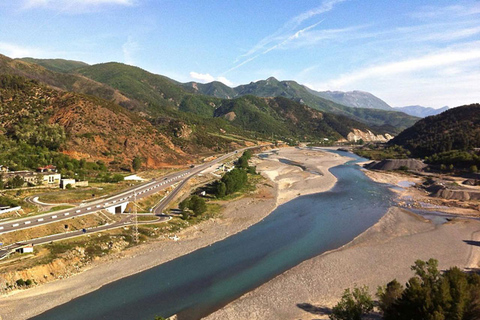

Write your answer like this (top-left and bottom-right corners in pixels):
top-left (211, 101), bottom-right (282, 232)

top-left (309, 90), bottom-right (394, 111)
top-left (20, 57), bottom-right (89, 73)
top-left (394, 105), bottom-right (449, 118)
top-left (183, 76), bottom-right (418, 134)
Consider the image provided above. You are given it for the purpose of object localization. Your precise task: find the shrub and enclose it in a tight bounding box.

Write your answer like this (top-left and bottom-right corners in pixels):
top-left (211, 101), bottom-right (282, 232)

top-left (330, 286), bottom-right (374, 320)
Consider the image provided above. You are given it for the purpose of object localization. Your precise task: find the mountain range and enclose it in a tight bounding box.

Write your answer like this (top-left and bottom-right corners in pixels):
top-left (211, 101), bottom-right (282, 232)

top-left (394, 105), bottom-right (449, 118)
top-left (0, 54), bottom-right (428, 169)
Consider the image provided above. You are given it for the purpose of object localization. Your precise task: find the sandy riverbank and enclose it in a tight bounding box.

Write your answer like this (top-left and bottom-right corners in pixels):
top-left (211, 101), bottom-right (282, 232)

top-left (205, 166), bottom-right (480, 320)
top-left (0, 147), bottom-right (349, 320)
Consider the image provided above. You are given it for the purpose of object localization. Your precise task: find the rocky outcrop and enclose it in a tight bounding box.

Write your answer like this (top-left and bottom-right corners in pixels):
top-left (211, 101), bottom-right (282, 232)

top-left (347, 129), bottom-right (393, 142)
top-left (365, 159), bottom-right (427, 171)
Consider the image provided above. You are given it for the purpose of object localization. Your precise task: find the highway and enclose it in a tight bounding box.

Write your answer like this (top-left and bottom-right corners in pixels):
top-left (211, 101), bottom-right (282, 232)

top-left (0, 215), bottom-right (170, 260)
top-left (0, 145), bottom-right (263, 235)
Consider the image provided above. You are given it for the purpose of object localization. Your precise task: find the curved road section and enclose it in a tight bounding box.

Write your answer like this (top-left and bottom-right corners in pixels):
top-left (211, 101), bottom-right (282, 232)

top-left (0, 146), bottom-right (264, 235)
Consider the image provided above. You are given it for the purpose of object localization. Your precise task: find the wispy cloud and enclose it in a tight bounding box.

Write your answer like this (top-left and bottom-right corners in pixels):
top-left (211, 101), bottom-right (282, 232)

top-left (228, 0), bottom-right (347, 73)
top-left (122, 36), bottom-right (140, 65)
top-left (320, 43), bottom-right (480, 88)
top-left (0, 42), bottom-right (45, 58)
top-left (309, 41), bottom-right (480, 108)
top-left (190, 72), bottom-right (233, 86)
top-left (22, 0), bottom-right (135, 12)
top-left (410, 3), bottom-right (480, 19)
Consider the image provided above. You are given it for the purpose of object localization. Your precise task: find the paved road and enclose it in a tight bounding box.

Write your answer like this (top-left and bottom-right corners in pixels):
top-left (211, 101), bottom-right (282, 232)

top-left (0, 145), bottom-right (269, 259)
top-left (0, 215), bottom-right (170, 260)
top-left (0, 145), bottom-right (265, 235)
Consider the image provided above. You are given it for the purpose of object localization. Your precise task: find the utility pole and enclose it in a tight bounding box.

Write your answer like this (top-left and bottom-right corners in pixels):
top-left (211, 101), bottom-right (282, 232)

top-left (133, 191), bottom-right (139, 244)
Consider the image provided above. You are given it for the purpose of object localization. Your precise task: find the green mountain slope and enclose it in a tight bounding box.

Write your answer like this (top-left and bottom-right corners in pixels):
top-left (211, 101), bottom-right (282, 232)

top-left (183, 81), bottom-right (236, 99)
top-left (214, 96), bottom-right (376, 141)
top-left (389, 104), bottom-right (480, 157)
top-left (15, 56), bottom-right (409, 145)
top-left (187, 76), bottom-right (418, 134)
top-left (76, 62), bottom-right (187, 116)
top-left (19, 57), bottom-right (89, 73)
top-left (0, 54), bottom-right (141, 111)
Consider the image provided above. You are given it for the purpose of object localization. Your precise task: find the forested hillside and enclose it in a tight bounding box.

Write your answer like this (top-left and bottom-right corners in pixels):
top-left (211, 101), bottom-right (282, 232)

top-left (389, 104), bottom-right (480, 167)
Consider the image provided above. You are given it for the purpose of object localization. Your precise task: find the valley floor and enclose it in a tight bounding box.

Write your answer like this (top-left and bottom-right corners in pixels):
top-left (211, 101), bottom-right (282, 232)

top-left (0, 147), bottom-right (348, 320)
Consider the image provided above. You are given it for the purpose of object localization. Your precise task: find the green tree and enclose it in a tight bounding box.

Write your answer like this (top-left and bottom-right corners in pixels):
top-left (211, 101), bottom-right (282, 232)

top-left (215, 181), bottom-right (227, 198)
top-left (179, 198), bottom-right (190, 212)
top-left (377, 279), bottom-right (404, 314)
top-left (189, 195), bottom-right (207, 216)
top-left (8, 175), bottom-right (25, 188)
top-left (132, 156), bottom-right (142, 171)
top-left (330, 286), bottom-right (374, 320)
top-left (470, 165), bottom-right (478, 173)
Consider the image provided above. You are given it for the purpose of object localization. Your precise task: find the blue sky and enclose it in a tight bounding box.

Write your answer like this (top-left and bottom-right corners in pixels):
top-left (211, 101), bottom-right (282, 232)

top-left (0, 0), bottom-right (479, 108)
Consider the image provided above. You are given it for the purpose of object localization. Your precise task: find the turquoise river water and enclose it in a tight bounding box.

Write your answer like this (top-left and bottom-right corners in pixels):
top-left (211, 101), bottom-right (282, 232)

top-left (32, 150), bottom-right (394, 320)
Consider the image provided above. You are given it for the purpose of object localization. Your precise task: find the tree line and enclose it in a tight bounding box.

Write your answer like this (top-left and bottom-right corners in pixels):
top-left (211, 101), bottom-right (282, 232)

top-left (330, 259), bottom-right (480, 320)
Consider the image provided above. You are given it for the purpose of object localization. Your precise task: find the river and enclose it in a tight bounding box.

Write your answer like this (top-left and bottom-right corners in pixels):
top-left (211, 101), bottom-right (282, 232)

top-left (32, 150), bottom-right (394, 320)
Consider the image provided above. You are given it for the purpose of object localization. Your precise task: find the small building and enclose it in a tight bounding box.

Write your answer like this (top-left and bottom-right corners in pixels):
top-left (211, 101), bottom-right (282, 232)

top-left (37, 165), bottom-right (57, 173)
top-left (60, 178), bottom-right (76, 189)
top-left (40, 172), bottom-right (61, 186)
top-left (124, 175), bottom-right (144, 181)
top-left (2, 171), bottom-right (38, 185)
top-left (0, 171), bottom-right (61, 187)
top-left (16, 245), bottom-right (34, 254)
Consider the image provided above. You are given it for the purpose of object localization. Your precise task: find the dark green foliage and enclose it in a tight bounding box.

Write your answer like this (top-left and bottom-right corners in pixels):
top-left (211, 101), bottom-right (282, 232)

top-left (377, 280), bottom-right (404, 313)
top-left (16, 279), bottom-right (25, 286)
top-left (189, 195), bottom-right (207, 215)
top-left (390, 104), bottom-right (480, 158)
top-left (425, 151), bottom-right (480, 168)
top-left (215, 181), bottom-right (227, 198)
top-left (236, 151), bottom-right (252, 168)
top-left (7, 175), bottom-right (25, 188)
top-left (0, 196), bottom-right (19, 207)
top-left (132, 157), bottom-right (142, 171)
top-left (330, 286), bottom-right (374, 320)
top-left (179, 195), bottom-right (207, 216)
top-left (379, 259), bottom-right (480, 320)
top-left (355, 145), bottom-right (410, 160)
top-left (221, 168), bottom-right (248, 195)
top-left (25, 279), bottom-right (33, 286)
top-left (179, 198), bottom-right (189, 212)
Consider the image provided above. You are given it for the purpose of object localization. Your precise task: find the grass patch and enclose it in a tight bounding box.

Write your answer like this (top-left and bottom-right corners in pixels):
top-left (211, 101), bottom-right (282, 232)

top-left (38, 182), bottom-right (133, 204)
top-left (44, 205), bottom-right (75, 213)
top-left (137, 215), bottom-right (159, 222)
